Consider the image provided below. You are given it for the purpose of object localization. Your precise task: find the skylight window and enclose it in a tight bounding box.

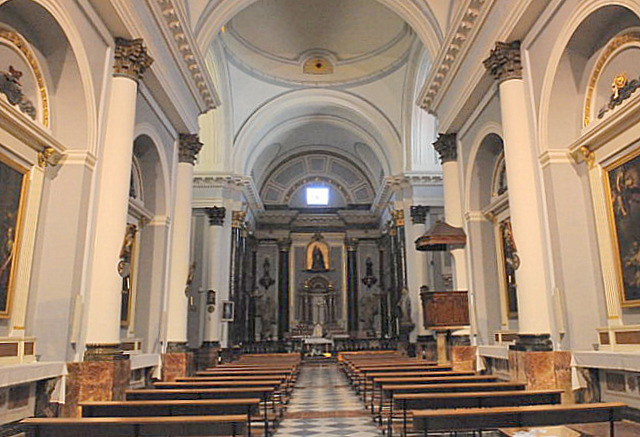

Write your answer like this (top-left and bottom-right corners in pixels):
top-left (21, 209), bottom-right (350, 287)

top-left (306, 187), bottom-right (329, 206)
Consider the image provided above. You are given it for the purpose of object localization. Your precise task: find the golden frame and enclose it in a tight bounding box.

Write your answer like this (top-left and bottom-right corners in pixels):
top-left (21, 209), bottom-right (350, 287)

top-left (306, 240), bottom-right (330, 271)
top-left (0, 152), bottom-right (29, 319)
top-left (604, 145), bottom-right (640, 307)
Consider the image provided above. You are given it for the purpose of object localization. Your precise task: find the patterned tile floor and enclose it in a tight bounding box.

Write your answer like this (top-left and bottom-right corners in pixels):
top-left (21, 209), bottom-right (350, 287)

top-left (274, 363), bottom-right (382, 437)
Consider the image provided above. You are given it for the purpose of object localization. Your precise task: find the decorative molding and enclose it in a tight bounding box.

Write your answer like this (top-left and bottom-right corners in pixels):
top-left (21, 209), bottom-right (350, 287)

top-left (178, 133), bottom-right (202, 164)
top-left (193, 173), bottom-right (264, 212)
top-left (392, 209), bottom-right (405, 227)
top-left (153, 0), bottom-right (219, 110)
top-left (370, 173), bottom-right (443, 215)
top-left (113, 37), bottom-right (154, 82)
top-left (345, 237), bottom-right (359, 252)
top-left (418, 0), bottom-right (493, 112)
top-left (464, 210), bottom-right (487, 222)
top-left (205, 206), bottom-right (226, 226)
top-left (61, 151), bottom-right (97, 170)
top-left (538, 149), bottom-right (572, 169)
top-left (0, 28), bottom-right (49, 127)
top-left (483, 40), bottom-right (522, 83)
top-left (579, 146), bottom-right (596, 170)
top-left (584, 31), bottom-right (640, 127)
top-left (433, 133), bottom-right (458, 163)
top-left (277, 238), bottom-right (292, 252)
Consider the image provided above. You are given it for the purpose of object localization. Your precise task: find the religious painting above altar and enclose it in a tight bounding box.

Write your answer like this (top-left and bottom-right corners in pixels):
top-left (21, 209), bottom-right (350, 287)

top-left (606, 148), bottom-right (640, 306)
top-left (0, 156), bottom-right (26, 318)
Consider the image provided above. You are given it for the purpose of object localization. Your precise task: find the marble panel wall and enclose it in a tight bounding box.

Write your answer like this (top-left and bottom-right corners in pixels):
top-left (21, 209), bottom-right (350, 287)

top-left (161, 352), bottom-right (193, 382)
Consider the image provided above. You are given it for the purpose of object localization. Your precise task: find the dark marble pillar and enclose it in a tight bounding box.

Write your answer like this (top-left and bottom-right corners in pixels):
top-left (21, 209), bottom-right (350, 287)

top-left (277, 238), bottom-right (291, 339)
top-left (393, 209), bottom-right (408, 292)
top-left (346, 238), bottom-right (359, 336)
top-left (228, 211), bottom-right (245, 346)
top-left (387, 225), bottom-right (398, 338)
top-left (248, 238), bottom-right (258, 342)
top-left (378, 239), bottom-right (389, 337)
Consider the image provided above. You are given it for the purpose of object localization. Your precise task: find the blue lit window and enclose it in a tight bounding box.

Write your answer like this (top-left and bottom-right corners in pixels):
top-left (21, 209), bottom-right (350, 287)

top-left (306, 187), bottom-right (329, 206)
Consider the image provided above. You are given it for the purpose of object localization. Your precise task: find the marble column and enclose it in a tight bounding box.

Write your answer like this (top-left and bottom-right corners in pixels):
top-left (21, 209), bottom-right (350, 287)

top-left (85, 38), bottom-right (152, 354)
top-left (277, 238), bottom-right (291, 340)
top-left (228, 211), bottom-right (245, 345)
top-left (484, 41), bottom-right (553, 346)
top-left (433, 133), bottom-right (468, 291)
top-left (203, 206), bottom-right (226, 345)
top-left (248, 239), bottom-right (258, 342)
top-left (387, 225), bottom-right (398, 338)
top-left (393, 210), bottom-right (408, 292)
top-left (346, 238), bottom-right (359, 336)
top-left (166, 135), bottom-right (203, 348)
top-left (377, 239), bottom-right (389, 337)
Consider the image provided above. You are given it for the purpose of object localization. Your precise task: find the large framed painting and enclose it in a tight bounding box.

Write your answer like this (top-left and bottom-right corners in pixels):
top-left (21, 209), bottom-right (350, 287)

top-left (606, 147), bottom-right (640, 306)
top-left (0, 155), bottom-right (27, 318)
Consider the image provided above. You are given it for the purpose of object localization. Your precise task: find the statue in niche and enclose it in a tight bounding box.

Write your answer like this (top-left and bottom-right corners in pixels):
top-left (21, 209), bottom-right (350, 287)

top-left (312, 247), bottom-right (325, 270)
top-left (306, 233), bottom-right (330, 271)
top-left (258, 296), bottom-right (275, 340)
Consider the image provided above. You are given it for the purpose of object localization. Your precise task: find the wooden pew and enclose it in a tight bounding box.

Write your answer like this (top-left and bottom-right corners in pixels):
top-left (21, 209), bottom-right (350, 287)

top-left (411, 402), bottom-right (626, 437)
top-left (394, 389), bottom-right (563, 436)
top-left (82, 399), bottom-right (260, 437)
top-left (21, 415), bottom-right (248, 437)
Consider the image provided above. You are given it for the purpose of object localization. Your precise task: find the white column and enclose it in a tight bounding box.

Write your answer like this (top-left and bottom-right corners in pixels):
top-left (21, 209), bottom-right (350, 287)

top-left (203, 207), bottom-right (226, 343)
top-left (408, 205), bottom-right (430, 336)
top-left (485, 41), bottom-right (552, 336)
top-left (166, 135), bottom-right (203, 345)
top-left (433, 134), bottom-right (468, 291)
top-left (85, 38), bottom-right (152, 347)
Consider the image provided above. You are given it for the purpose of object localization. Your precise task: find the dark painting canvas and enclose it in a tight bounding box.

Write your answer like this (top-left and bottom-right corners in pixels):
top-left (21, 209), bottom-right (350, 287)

top-left (608, 150), bottom-right (640, 305)
top-left (0, 159), bottom-right (24, 316)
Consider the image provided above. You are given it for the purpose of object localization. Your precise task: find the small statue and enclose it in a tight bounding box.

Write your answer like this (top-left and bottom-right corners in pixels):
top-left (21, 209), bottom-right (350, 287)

top-left (117, 224), bottom-right (137, 277)
top-left (396, 287), bottom-right (413, 328)
top-left (311, 246), bottom-right (325, 270)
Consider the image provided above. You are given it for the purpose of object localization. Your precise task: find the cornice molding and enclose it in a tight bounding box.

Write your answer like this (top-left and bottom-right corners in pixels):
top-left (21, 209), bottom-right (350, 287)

top-left (193, 173), bottom-right (264, 212)
top-left (371, 173), bottom-right (444, 215)
top-left (417, 0), bottom-right (494, 113)
top-left (149, 0), bottom-right (220, 110)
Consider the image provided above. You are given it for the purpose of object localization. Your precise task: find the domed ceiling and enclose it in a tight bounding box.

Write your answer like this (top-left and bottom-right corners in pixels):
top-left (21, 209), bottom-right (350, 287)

top-left (221, 0), bottom-right (414, 86)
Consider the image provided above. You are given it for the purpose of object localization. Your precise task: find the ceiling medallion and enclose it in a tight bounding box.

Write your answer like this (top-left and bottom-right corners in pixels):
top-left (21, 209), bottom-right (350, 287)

top-left (302, 56), bottom-right (334, 75)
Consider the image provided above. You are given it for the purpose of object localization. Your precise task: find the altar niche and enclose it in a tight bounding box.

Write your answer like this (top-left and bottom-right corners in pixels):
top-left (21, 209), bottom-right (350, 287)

top-left (299, 276), bottom-right (338, 328)
top-left (305, 233), bottom-right (330, 272)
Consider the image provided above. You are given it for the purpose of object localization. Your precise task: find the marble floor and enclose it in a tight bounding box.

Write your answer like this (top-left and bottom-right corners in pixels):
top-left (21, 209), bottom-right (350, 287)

top-left (274, 362), bottom-right (382, 437)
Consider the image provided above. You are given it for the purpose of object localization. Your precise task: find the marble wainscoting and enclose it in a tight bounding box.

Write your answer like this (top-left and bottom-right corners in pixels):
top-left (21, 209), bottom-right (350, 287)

top-left (62, 359), bottom-right (131, 417)
top-left (161, 352), bottom-right (193, 381)
top-left (508, 350), bottom-right (573, 403)
top-left (451, 345), bottom-right (477, 371)
top-left (194, 344), bottom-right (219, 371)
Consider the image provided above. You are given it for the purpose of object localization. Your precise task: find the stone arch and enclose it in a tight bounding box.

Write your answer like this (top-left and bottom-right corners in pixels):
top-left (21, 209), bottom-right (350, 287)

top-left (133, 124), bottom-right (171, 218)
top-left (538, 1), bottom-right (640, 153)
top-left (0, 0), bottom-right (97, 153)
top-left (232, 88), bottom-right (401, 176)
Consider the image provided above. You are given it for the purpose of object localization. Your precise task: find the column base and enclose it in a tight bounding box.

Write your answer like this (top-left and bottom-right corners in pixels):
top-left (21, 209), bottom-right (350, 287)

top-left (62, 359), bottom-right (131, 417)
top-left (507, 349), bottom-right (572, 402)
top-left (195, 342), bottom-right (220, 371)
top-left (162, 342), bottom-right (193, 381)
top-left (451, 345), bottom-right (477, 371)
top-left (510, 334), bottom-right (553, 352)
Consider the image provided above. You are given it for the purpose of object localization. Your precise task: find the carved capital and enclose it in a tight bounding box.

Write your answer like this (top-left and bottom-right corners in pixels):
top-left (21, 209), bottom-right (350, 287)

top-left (433, 133), bottom-right (457, 163)
top-left (205, 206), bottom-right (226, 226)
top-left (113, 38), bottom-right (153, 82)
top-left (231, 211), bottom-right (246, 229)
top-left (277, 238), bottom-right (292, 252)
top-left (345, 237), bottom-right (359, 252)
top-left (178, 133), bottom-right (203, 165)
top-left (38, 147), bottom-right (62, 168)
top-left (392, 209), bottom-right (405, 227)
top-left (483, 41), bottom-right (522, 83)
top-left (410, 205), bottom-right (430, 224)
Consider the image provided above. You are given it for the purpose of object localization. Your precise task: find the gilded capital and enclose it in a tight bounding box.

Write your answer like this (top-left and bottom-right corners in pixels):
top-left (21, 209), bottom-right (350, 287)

top-left (483, 41), bottom-right (522, 83)
top-left (113, 37), bottom-right (153, 82)
top-left (345, 237), bottom-right (359, 252)
top-left (178, 133), bottom-right (203, 165)
top-left (277, 238), bottom-right (292, 252)
top-left (205, 206), bottom-right (226, 226)
top-left (433, 133), bottom-right (457, 163)
top-left (38, 147), bottom-right (62, 168)
top-left (231, 211), bottom-right (246, 229)
top-left (392, 209), bottom-right (405, 227)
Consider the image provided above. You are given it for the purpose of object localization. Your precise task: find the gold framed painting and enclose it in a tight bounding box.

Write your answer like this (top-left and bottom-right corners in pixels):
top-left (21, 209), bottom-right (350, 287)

top-left (0, 154), bottom-right (27, 318)
top-left (605, 146), bottom-right (640, 306)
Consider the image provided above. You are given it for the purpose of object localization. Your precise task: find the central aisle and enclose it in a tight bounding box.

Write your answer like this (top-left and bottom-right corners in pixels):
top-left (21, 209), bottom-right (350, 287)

top-left (274, 362), bottom-right (382, 437)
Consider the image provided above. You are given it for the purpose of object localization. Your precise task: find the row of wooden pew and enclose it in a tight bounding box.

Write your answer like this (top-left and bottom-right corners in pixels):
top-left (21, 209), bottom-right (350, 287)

top-left (340, 351), bottom-right (626, 436)
top-left (21, 353), bottom-right (301, 437)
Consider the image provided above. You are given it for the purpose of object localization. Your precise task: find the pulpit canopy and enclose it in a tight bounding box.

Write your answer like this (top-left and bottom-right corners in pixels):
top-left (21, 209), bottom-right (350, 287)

top-left (415, 220), bottom-right (466, 251)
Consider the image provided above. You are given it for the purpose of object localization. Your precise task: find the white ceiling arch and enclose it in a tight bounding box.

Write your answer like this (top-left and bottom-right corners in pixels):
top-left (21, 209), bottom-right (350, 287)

top-left (194, 0), bottom-right (443, 60)
top-left (232, 88), bottom-right (402, 176)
